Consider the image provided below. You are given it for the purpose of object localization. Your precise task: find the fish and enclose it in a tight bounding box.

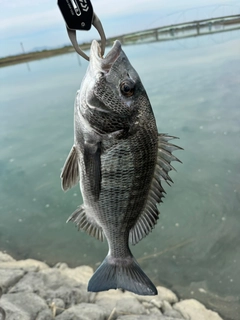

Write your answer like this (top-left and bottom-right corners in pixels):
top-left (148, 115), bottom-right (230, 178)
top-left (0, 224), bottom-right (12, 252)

top-left (61, 40), bottom-right (182, 296)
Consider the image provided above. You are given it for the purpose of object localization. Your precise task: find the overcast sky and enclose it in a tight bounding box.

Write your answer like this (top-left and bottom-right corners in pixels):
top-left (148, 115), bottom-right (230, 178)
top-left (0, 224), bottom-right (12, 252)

top-left (0, 0), bottom-right (239, 57)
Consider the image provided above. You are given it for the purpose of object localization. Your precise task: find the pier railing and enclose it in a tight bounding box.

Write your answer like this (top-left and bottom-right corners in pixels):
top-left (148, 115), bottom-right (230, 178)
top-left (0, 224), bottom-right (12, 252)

top-left (1, 14), bottom-right (240, 67)
top-left (106, 14), bottom-right (240, 46)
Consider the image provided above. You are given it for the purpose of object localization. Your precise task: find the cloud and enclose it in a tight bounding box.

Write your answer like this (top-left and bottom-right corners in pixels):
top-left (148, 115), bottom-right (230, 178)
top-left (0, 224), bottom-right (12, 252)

top-left (1, 0), bottom-right (239, 56)
top-left (1, 8), bottom-right (61, 30)
top-left (93, 0), bottom-right (165, 17)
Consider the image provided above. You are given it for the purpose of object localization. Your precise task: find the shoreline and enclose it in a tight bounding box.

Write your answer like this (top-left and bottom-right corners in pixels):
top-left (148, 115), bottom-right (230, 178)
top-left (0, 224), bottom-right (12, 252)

top-left (2, 14), bottom-right (240, 68)
top-left (0, 251), bottom-right (223, 320)
top-left (0, 44), bottom-right (89, 68)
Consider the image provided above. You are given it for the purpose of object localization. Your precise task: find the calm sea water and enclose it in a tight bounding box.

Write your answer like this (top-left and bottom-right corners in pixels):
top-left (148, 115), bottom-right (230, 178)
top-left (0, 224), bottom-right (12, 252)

top-left (1, 31), bottom-right (240, 319)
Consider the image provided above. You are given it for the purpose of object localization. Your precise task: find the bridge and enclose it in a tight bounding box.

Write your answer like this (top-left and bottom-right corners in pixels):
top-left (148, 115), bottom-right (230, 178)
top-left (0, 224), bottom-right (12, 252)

top-left (106, 14), bottom-right (240, 46)
top-left (1, 14), bottom-right (240, 67)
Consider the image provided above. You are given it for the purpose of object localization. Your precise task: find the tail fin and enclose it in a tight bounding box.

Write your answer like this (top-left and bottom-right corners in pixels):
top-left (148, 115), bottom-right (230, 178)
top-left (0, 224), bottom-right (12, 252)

top-left (88, 255), bottom-right (157, 296)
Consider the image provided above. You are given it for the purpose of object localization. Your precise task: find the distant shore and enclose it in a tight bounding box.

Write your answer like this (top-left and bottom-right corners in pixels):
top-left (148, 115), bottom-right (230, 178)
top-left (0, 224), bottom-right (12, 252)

top-left (2, 13), bottom-right (240, 68)
top-left (0, 44), bottom-right (90, 68)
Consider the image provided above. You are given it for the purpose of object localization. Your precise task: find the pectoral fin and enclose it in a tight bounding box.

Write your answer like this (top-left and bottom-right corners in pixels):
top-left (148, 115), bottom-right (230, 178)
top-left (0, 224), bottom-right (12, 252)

top-left (84, 140), bottom-right (102, 201)
top-left (61, 146), bottom-right (79, 191)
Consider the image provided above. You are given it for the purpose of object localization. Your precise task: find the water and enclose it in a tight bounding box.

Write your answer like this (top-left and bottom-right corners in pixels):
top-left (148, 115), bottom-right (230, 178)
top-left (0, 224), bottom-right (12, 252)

top-left (1, 31), bottom-right (240, 320)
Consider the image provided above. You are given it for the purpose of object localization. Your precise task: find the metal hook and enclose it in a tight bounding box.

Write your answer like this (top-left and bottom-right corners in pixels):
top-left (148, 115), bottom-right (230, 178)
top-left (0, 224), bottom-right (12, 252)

top-left (67, 12), bottom-right (106, 61)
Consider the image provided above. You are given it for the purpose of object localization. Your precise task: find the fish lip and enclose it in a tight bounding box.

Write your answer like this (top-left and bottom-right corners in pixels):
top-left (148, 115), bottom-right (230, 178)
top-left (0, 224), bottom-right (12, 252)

top-left (90, 40), bottom-right (122, 73)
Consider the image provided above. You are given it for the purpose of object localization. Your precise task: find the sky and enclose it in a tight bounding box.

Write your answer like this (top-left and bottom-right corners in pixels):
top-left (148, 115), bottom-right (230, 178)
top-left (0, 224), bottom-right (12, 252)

top-left (0, 0), bottom-right (239, 57)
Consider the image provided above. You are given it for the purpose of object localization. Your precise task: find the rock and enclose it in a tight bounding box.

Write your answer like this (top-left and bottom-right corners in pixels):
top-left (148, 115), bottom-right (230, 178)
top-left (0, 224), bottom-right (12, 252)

top-left (0, 252), bottom-right (15, 262)
top-left (142, 301), bottom-right (154, 309)
top-left (137, 296), bottom-right (162, 309)
top-left (161, 300), bottom-right (173, 313)
top-left (54, 262), bottom-right (69, 270)
top-left (47, 298), bottom-right (65, 316)
top-left (48, 286), bottom-right (90, 308)
top-left (160, 318), bottom-right (184, 320)
top-left (9, 268), bottom-right (91, 307)
top-left (0, 251), bottom-right (225, 320)
top-left (95, 289), bottom-right (146, 316)
top-left (61, 265), bottom-right (94, 285)
top-left (135, 286), bottom-right (177, 309)
top-left (161, 301), bottom-right (185, 319)
top-left (116, 295), bottom-right (146, 315)
top-left (35, 309), bottom-right (53, 320)
top-left (9, 271), bottom-right (45, 293)
top-left (55, 303), bottom-right (108, 320)
top-left (0, 299), bottom-right (28, 320)
top-left (150, 298), bottom-right (162, 309)
top-left (95, 289), bottom-right (131, 309)
top-left (164, 309), bottom-right (184, 319)
top-left (0, 292), bottom-right (50, 320)
top-left (147, 306), bottom-right (162, 316)
top-left (156, 286), bottom-right (178, 304)
top-left (0, 269), bottom-right (25, 293)
top-left (173, 299), bottom-right (224, 320)
top-left (116, 315), bottom-right (161, 320)
top-left (0, 259), bottom-right (49, 272)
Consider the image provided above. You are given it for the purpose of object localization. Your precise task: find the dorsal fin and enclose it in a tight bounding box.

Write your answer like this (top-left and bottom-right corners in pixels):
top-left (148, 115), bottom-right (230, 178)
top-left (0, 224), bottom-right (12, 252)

top-left (129, 134), bottom-right (182, 245)
top-left (67, 205), bottom-right (104, 242)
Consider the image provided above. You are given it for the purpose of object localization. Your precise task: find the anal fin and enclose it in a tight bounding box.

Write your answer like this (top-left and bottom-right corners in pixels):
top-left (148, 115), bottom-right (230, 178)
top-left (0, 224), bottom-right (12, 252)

top-left (61, 146), bottom-right (79, 191)
top-left (67, 205), bottom-right (104, 242)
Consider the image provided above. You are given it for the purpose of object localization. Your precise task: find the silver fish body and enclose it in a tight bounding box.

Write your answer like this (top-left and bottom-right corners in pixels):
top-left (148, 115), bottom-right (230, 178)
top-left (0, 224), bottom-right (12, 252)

top-left (61, 40), bottom-right (181, 295)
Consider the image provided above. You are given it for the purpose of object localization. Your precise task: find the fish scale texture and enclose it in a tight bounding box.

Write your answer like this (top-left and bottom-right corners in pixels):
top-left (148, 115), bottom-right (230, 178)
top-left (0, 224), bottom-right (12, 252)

top-left (61, 40), bottom-right (181, 295)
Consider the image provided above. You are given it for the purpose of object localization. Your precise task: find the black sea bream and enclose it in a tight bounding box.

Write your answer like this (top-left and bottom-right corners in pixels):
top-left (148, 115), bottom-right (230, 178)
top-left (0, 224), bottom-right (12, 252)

top-left (61, 40), bottom-right (181, 295)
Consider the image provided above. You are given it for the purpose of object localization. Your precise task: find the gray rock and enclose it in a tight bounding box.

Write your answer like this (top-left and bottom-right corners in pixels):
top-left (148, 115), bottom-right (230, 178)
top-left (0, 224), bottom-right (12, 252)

top-left (9, 271), bottom-right (43, 293)
top-left (156, 286), bottom-right (178, 304)
top-left (116, 296), bottom-right (146, 315)
top-left (141, 301), bottom-right (154, 309)
top-left (55, 303), bottom-right (108, 320)
top-left (47, 286), bottom-right (90, 308)
top-left (149, 298), bottom-right (162, 309)
top-left (0, 252), bottom-right (15, 263)
top-left (10, 268), bottom-right (91, 307)
top-left (147, 306), bottom-right (162, 316)
top-left (60, 265), bottom-right (94, 286)
top-left (95, 289), bottom-right (130, 312)
top-left (136, 295), bottom-right (163, 309)
top-left (117, 316), bottom-right (184, 320)
top-left (0, 301), bottom-right (28, 320)
top-left (116, 315), bottom-right (161, 320)
top-left (164, 309), bottom-right (184, 319)
top-left (0, 292), bottom-right (49, 320)
top-left (0, 269), bottom-right (25, 293)
top-left (35, 309), bottom-right (53, 320)
top-left (173, 299), bottom-right (224, 320)
top-left (0, 259), bottom-right (49, 272)
top-left (0, 252), bottom-right (224, 320)
top-left (135, 286), bottom-right (177, 309)
top-left (95, 290), bottom-right (146, 316)
top-left (47, 298), bottom-right (65, 316)
top-left (54, 262), bottom-right (69, 270)
top-left (161, 300), bottom-right (173, 313)
top-left (160, 318), bottom-right (184, 320)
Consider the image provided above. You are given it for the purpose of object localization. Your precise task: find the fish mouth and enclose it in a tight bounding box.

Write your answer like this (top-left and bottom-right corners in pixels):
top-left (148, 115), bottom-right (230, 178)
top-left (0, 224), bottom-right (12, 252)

top-left (89, 40), bottom-right (122, 74)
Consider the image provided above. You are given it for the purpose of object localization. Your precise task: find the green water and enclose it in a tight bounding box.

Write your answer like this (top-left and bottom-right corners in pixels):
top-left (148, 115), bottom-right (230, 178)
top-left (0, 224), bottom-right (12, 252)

top-left (1, 32), bottom-right (240, 319)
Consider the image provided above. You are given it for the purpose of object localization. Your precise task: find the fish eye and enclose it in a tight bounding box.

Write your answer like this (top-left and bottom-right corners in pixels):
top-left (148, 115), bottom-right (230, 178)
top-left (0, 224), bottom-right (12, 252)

top-left (120, 80), bottom-right (135, 97)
